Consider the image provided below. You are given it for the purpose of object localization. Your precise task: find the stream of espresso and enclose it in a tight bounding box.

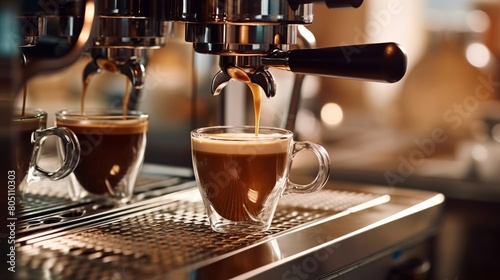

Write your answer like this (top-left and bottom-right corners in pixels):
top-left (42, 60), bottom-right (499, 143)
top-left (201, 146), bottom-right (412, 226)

top-left (122, 79), bottom-right (131, 117)
top-left (81, 75), bottom-right (131, 117)
top-left (21, 83), bottom-right (28, 116)
top-left (247, 82), bottom-right (261, 136)
top-left (229, 68), bottom-right (262, 136)
top-left (81, 78), bottom-right (89, 115)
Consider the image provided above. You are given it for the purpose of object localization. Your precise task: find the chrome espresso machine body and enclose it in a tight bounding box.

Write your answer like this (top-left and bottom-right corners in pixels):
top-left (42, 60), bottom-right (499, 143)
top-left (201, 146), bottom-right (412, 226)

top-left (0, 1), bottom-right (444, 279)
top-left (18, 0), bottom-right (408, 108)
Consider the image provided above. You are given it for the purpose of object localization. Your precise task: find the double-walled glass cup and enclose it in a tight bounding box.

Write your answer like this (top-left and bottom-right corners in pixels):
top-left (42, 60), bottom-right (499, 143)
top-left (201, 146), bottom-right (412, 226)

top-left (191, 126), bottom-right (331, 233)
top-left (55, 110), bottom-right (149, 204)
top-left (13, 109), bottom-right (80, 198)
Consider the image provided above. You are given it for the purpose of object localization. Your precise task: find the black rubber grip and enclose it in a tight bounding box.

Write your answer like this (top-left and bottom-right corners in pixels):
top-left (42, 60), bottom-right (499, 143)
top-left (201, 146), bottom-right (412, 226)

top-left (288, 42), bottom-right (407, 83)
top-left (288, 0), bottom-right (363, 9)
top-left (324, 0), bottom-right (363, 8)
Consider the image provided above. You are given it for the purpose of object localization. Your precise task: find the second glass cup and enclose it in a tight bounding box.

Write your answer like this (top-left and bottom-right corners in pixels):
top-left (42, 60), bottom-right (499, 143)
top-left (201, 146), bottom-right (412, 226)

top-left (191, 126), bottom-right (331, 233)
top-left (14, 108), bottom-right (80, 199)
top-left (55, 110), bottom-right (149, 204)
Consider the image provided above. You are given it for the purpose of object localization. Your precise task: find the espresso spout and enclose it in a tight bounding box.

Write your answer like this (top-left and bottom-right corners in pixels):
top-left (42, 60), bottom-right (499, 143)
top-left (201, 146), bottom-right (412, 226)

top-left (211, 65), bottom-right (276, 98)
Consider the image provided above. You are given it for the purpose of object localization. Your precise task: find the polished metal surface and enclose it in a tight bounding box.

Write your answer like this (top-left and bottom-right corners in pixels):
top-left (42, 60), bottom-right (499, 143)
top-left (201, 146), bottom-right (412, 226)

top-left (17, 16), bottom-right (45, 47)
top-left (83, 0), bottom-right (174, 94)
top-left (178, 0), bottom-right (307, 48)
top-left (95, 0), bottom-right (167, 48)
top-left (95, 17), bottom-right (168, 48)
top-left (83, 48), bottom-right (148, 89)
top-left (172, 0), bottom-right (313, 23)
top-left (21, 0), bottom-right (96, 82)
top-left (16, 169), bottom-right (444, 279)
top-left (185, 24), bottom-right (298, 55)
top-left (178, 0), bottom-right (313, 100)
top-left (18, 171), bottom-right (195, 238)
top-left (211, 62), bottom-right (277, 97)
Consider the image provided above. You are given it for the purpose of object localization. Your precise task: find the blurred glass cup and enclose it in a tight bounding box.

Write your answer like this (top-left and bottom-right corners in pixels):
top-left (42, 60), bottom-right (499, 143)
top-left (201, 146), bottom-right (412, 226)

top-left (55, 110), bottom-right (149, 204)
top-left (191, 125), bottom-right (331, 233)
top-left (13, 109), bottom-right (80, 199)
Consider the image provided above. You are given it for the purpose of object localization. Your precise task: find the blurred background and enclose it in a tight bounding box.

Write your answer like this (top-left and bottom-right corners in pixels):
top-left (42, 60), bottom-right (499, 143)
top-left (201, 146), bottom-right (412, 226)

top-left (15, 0), bottom-right (500, 278)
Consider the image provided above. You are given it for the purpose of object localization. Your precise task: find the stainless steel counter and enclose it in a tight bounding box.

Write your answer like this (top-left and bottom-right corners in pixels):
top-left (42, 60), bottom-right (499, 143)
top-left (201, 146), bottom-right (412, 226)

top-left (16, 164), bottom-right (444, 279)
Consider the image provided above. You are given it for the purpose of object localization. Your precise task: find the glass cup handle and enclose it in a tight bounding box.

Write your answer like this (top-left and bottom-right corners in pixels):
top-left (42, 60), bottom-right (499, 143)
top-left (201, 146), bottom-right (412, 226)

top-left (284, 141), bottom-right (331, 195)
top-left (26, 127), bottom-right (80, 183)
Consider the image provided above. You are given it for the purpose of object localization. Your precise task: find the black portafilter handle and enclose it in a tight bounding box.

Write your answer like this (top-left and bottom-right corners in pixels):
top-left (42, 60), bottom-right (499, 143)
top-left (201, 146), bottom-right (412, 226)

top-left (285, 42), bottom-right (407, 83)
top-left (288, 0), bottom-right (363, 9)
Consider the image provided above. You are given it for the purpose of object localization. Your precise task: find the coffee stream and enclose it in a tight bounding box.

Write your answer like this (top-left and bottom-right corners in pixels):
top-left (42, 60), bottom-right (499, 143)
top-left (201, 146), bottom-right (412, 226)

top-left (21, 83), bottom-right (28, 116)
top-left (122, 79), bottom-right (131, 117)
top-left (81, 75), bottom-right (131, 117)
top-left (81, 78), bottom-right (89, 115)
top-left (248, 82), bottom-right (261, 135)
top-left (227, 67), bottom-right (261, 135)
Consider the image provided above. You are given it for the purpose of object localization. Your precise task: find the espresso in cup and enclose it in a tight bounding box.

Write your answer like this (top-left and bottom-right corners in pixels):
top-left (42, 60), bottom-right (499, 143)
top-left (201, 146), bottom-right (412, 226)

top-left (56, 110), bottom-right (149, 202)
top-left (191, 126), bottom-right (331, 233)
top-left (13, 110), bottom-right (45, 187)
top-left (193, 133), bottom-right (289, 221)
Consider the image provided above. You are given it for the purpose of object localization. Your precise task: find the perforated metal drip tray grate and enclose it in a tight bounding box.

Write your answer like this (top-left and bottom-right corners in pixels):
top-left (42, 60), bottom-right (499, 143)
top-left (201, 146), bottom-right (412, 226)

top-left (18, 186), bottom-right (390, 279)
top-left (18, 167), bottom-right (196, 237)
top-left (19, 175), bottom-right (181, 218)
top-left (16, 165), bottom-right (444, 280)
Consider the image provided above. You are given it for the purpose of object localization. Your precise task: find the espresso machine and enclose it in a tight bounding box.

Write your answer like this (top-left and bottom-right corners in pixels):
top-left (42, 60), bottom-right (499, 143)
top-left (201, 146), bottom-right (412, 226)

top-left (1, 1), bottom-right (444, 279)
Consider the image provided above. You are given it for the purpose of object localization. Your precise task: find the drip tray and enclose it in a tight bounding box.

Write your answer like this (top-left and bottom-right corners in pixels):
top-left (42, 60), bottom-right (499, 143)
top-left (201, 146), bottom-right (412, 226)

top-left (18, 175), bottom-right (195, 237)
top-left (16, 170), bottom-right (444, 280)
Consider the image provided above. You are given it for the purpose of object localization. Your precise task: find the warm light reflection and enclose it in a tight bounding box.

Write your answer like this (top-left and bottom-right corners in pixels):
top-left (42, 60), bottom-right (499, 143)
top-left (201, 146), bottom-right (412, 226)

top-left (472, 144), bottom-right (488, 161)
top-left (110, 164), bottom-right (120, 176)
top-left (320, 103), bottom-right (343, 126)
top-left (466, 43), bottom-right (491, 68)
top-left (248, 189), bottom-right (259, 203)
top-left (492, 124), bottom-right (500, 143)
top-left (466, 10), bottom-right (490, 33)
